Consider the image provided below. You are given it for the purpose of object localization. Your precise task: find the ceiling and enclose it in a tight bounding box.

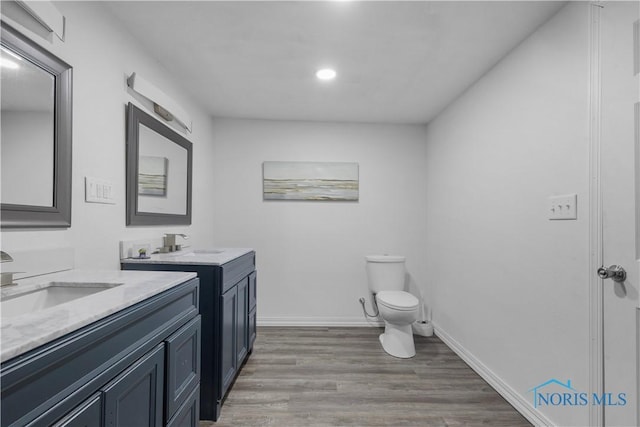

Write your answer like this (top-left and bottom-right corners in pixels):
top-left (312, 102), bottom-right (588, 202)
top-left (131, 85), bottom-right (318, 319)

top-left (105, 1), bottom-right (566, 125)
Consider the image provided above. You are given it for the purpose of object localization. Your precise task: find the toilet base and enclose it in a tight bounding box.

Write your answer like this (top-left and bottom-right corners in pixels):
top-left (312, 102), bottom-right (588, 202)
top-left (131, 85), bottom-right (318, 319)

top-left (379, 323), bottom-right (415, 358)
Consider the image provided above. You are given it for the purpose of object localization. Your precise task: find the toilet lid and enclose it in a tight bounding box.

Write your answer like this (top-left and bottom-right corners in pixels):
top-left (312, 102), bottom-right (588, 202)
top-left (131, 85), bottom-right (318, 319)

top-left (377, 291), bottom-right (419, 310)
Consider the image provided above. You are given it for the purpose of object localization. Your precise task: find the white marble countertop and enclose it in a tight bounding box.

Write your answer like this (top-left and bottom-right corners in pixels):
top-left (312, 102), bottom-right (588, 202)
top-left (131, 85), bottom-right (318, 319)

top-left (120, 248), bottom-right (253, 266)
top-left (0, 269), bottom-right (197, 363)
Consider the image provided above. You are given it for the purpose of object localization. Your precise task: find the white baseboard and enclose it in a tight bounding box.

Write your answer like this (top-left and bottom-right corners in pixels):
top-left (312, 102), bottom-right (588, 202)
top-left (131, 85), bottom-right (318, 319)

top-left (434, 324), bottom-right (554, 427)
top-left (258, 316), bottom-right (383, 327)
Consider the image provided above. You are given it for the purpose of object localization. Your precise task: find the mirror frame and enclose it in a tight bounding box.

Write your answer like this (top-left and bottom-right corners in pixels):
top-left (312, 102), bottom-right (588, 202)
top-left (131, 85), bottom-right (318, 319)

top-left (0, 23), bottom-right (72, 229)
top-left (126, 102), bottom-right (193, 226)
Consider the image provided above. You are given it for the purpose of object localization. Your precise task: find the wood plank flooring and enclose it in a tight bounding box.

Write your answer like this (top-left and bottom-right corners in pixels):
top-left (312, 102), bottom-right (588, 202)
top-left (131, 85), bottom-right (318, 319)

top-left (200, 327), bottom-right (531, 427)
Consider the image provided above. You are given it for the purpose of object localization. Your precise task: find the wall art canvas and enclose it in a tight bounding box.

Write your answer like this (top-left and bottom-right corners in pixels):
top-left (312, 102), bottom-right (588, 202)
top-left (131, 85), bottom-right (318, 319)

top-left (263, 161), bottom-right (359, 201)
top-left (138, 155), bottom-right (167, 196)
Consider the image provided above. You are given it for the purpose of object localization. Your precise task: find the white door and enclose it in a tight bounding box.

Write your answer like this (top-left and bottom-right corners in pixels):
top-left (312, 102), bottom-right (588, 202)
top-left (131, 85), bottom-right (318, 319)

top-left (600, 2), bottom-right (640, 426)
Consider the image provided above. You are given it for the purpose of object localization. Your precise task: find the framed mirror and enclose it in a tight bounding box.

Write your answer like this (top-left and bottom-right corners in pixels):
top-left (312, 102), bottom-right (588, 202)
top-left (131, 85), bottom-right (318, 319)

top-left (0, 23), bottom-right (72, 228)
top-left (126, 102), bottom-right (192, 226)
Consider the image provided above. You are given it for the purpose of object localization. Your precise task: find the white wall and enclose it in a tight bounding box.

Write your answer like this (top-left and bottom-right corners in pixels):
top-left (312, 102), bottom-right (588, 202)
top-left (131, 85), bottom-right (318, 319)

top-left (210, 118), bottom-right (429, 325)
top-left (0, 2), bottom-right (216, 269)
top-left (424, 3), bottom-right (590, 426)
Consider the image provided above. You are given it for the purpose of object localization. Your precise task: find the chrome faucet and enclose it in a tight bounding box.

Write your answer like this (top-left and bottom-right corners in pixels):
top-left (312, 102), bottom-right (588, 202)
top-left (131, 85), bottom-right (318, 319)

top-left (0, 251), bottom-right (17, 286)
top-left (1, 251), bottom-right (12, 263)
top-left (160, 234), bottom-right (189, 253)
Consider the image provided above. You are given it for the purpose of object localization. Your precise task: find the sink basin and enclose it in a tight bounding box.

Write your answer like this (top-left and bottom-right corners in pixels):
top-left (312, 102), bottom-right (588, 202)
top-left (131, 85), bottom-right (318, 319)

top-left (1, 282), bottom-right (122, 319)
top-left (174, 249), bottom-right (225, 257)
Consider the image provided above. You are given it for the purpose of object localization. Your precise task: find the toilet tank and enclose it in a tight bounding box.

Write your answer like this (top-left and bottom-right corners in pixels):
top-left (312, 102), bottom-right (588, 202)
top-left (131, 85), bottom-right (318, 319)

top-left (365, 255), bottom-right (406, 293)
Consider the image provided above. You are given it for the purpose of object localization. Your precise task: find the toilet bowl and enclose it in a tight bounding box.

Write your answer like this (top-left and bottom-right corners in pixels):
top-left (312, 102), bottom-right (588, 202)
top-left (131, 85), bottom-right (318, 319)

top-left (376, 291), bottom-right (419, 358)
top-left (365, 255), bottom-right (419, 359)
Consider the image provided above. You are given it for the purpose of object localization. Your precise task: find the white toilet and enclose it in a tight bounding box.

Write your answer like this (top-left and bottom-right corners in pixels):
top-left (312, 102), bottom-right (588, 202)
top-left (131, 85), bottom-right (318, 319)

top-left (365, 255), bottom-right (419, 358)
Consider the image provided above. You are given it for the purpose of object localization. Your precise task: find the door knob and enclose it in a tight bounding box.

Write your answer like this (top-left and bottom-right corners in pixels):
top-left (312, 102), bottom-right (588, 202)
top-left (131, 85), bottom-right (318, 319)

top-left (597, 265), bottom-right (627, 283)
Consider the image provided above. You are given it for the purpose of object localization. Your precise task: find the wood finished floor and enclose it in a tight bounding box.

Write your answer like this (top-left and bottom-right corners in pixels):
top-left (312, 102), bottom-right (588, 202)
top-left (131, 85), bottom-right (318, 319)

top-left (200, 327), bottom-right (531, 427)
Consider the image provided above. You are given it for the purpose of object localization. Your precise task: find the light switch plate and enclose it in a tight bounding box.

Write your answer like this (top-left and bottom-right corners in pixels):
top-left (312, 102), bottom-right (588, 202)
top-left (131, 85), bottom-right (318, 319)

top-left (549, 193), bottom-right (577, 220)
top-left (85, 177), bottom-right (115, 204)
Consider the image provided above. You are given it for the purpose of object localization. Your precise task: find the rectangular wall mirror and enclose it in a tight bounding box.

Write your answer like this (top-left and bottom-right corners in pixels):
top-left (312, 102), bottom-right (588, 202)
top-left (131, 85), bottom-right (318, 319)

top-left (126, 102), bottom-right (192, 226)
top-left (0, 23), bottom-right (72, 228)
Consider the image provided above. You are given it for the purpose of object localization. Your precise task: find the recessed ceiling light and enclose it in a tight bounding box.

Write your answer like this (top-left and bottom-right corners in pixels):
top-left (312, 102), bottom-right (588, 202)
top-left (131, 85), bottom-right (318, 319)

top-left (316, 68), bottom-right (337, 81)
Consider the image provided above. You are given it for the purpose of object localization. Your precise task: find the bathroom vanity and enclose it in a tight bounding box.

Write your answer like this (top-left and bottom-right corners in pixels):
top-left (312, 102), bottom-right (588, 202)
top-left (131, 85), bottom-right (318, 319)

top-left (0, 270), bottom-right (201, 427)
top-left (121, 248), bottom-right (256, 421)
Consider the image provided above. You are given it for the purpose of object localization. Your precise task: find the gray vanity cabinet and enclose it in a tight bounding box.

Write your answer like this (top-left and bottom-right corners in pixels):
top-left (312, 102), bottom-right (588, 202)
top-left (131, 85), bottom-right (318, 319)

top-left (0, 278), bottom-right (200, 427)
top-left (121, 251), bottom-right (256, 421)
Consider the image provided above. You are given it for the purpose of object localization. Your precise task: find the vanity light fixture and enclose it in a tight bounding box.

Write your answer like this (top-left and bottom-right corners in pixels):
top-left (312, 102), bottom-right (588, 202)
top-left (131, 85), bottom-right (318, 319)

top-left (126, 72), bottom-right (192, 133)
top-left (14, 0), bottom-right (66, 41)
top-left (316, 68), bottom-right (337, 81)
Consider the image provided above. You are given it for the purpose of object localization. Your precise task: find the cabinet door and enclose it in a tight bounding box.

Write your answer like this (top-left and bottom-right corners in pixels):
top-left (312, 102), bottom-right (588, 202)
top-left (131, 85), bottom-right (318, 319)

top-left (165, 316), bottom-right (201, 421)
top-left (248, 308), bottom-right (257, 351)
top-left (236, 278), bottom-right (249, 365)
top-left (52, 393), bottom-right (102, 427)
top-left (103, 344), bottom-right (164, 427)
top-left (166, 386), bottom-right (200, 427)
top-left (248, 271), bottom-right (257, 311)
top-left (220, 286), bottom-right (237, 396)
top-left (248, 271), bottom-right (257, 352)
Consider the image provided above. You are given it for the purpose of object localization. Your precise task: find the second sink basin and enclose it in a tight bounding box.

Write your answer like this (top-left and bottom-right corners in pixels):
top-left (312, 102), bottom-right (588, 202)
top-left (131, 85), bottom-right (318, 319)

top-left (1, 282), bottom-right (123, 319)
top-left (176, 249), bottom-right (225, 257)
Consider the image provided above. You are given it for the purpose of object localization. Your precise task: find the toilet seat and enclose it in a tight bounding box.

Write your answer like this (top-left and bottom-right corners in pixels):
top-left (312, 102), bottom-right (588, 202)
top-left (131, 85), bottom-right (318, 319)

top-left (376, 291), bottom-right (419, 311)
top-left (365, 255), bottom-right (406, 263)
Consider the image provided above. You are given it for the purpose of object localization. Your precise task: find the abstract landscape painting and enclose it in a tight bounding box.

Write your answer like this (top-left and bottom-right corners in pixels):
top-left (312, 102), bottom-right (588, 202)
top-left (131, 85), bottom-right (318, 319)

top-left (263, 161), bottom-right (359, 201)
top-left (138, 156), bottom-right (167, 196)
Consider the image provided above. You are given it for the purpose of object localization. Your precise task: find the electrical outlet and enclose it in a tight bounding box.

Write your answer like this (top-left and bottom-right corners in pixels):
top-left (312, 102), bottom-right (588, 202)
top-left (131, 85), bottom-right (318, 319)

top-left (549, 194), bottom-right (577, 220)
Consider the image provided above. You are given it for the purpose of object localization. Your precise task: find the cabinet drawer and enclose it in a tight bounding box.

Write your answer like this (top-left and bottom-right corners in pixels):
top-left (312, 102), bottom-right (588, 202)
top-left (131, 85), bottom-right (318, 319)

top-left (165, 316), bottom-right (201, 421)
top-left (221, 253), bottom-right (255, 293)
top-left (52, 393), bottom-right (102, 427)
top-left (166, 385), bottom-right (199, 427)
